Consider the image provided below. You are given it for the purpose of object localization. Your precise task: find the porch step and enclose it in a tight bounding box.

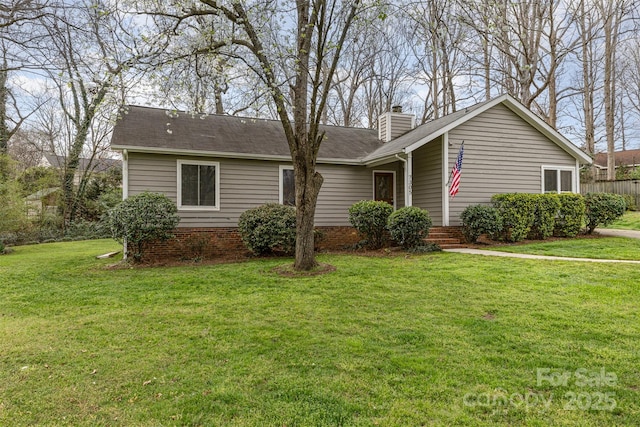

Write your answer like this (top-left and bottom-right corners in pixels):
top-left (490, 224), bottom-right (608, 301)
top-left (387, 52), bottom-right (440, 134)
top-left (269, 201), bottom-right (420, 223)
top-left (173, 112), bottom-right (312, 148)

top-left (425, 226), bottom-right (467, 249)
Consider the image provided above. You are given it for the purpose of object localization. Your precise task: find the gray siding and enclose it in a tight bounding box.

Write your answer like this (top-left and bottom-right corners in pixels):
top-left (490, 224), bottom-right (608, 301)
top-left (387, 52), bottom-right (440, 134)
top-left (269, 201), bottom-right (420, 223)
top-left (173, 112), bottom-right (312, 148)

top-left (412, 136), bottom-right (443, 226)
top-left (446, 103), bottom-right (577, 225)
top-left (379, 113), bottom-right (414, 142)
top-left (127, 152), bottom-right (401, 227)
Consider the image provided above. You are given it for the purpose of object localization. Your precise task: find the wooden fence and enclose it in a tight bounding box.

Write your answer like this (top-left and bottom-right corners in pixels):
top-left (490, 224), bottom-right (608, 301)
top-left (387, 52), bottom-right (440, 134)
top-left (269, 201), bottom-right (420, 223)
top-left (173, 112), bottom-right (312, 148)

top-left (581, 180), bottom-right (640, 209)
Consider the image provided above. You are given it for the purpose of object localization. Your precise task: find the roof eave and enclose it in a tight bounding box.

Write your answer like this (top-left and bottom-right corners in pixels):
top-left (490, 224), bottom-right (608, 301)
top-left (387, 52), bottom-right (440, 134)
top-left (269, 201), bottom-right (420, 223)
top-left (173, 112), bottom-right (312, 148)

top-left (111, 144), bottom-right (365, 166)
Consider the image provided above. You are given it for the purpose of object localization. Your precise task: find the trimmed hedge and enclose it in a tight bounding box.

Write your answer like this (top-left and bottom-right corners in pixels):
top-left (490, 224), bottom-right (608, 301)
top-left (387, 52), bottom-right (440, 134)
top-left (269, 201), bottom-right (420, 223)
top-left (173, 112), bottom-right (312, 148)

top-left (348, 200), bottom-right (393, 249)
top-left (238, 203), bottom-right (296, 255)
top-left (460, 204), bottom-right (503, 243)
top-left (106, 192), bottom-right (180, 262)
top-left (554, 194), bottom-right (585, 237)
top-left (491, 193), bottom-right (536, 242)
top-left (584, 193), bottom-right (626, 233)
top-left (529, 194), bottom-right (561, 240)
top-left (387, 206), bottom-right (432, 249)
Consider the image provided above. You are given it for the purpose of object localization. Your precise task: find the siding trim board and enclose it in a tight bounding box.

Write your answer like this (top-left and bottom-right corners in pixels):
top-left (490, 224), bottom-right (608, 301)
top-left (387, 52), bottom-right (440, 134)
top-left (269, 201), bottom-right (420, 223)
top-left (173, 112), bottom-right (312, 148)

top-left (442, 133), bottom-right (449, 226)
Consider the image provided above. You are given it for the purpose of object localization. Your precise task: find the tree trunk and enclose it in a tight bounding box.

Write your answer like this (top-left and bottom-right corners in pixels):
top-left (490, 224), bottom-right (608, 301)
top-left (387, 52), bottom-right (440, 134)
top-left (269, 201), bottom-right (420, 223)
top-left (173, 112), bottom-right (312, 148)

top-left (293, 159), bottom-right (323, 270)
top-left (0, 66), bottom-right (8, 155)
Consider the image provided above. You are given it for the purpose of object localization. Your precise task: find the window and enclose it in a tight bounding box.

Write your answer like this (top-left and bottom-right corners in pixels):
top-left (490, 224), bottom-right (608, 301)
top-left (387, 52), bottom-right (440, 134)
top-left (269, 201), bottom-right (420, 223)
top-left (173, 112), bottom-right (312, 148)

top-left (279, 165), bottom-right (295, 206)
top-left (177, 160), bottom-right (220, 210)
top-left (542, 166), bottom-right (574, 194)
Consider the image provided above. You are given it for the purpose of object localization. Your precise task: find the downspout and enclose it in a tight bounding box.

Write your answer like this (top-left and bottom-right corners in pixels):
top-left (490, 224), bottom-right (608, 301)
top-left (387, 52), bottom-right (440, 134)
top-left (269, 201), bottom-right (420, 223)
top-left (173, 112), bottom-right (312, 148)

top-left (395, 153), bottom-right (412, 207)
top-left (575, 159), bottom-right (580, 194)
top-left (122, 149), bottom-right (128, 260)
top-left (122, 149), bottom-right (128, 200)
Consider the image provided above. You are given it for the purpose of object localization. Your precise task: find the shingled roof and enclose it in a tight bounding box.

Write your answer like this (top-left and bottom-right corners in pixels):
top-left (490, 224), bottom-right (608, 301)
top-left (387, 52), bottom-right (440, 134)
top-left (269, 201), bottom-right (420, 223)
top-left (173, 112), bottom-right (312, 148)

top-left (110, 95), bottom-right (591, 166)
top-left (110, 106), bottom-right (382, 164)
top-left (594, 149), bottom-right (640, 168)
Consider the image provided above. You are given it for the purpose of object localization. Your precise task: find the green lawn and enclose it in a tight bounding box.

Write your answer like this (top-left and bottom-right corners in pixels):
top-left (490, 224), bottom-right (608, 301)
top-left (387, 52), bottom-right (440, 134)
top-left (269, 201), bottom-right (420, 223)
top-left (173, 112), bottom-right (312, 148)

top-left (606, 211), bottom-right (640, 231)
top-left (1, 240), bottom-right (640, 426)
top-left (486, 236), bottom-right (640, 260)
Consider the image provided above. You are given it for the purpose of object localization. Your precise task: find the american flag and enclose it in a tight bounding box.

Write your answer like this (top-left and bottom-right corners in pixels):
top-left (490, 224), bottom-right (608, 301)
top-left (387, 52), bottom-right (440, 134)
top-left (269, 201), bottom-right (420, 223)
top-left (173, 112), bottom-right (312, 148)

top-left (449, 142), bottom-right (464, 198)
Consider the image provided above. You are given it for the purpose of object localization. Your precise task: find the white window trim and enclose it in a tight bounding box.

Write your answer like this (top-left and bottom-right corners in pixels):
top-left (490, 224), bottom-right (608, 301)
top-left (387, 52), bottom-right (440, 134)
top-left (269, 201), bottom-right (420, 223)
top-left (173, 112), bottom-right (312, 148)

top-left (279, 165), bottom-right (294, 205)
top-left (372, 170), bottom-right (397, 209)
top-left (541, 165), bottom-right (576, 194)
top-left (177, 159), bottom-right (220, 211)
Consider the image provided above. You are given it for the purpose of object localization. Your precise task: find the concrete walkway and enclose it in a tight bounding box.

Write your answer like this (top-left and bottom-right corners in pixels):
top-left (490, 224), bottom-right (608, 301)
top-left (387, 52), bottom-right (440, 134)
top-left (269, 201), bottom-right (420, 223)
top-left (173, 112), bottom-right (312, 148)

top-left (596, 228), bottom-right (640, 239)
top-left (444, 229), bottom-right (640, 264)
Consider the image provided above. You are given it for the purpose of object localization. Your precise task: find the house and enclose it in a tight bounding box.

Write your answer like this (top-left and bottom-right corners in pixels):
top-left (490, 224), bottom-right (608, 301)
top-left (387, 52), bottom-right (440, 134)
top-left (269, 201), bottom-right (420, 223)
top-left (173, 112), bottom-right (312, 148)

top-left (38, 152), bottom-right (121, 185)
top-left (110, 94), bottom-right (592, 257)
top-left (25, 187), bottom-right (61, 218)
top-left (593, 149), bottom-right (640, 180)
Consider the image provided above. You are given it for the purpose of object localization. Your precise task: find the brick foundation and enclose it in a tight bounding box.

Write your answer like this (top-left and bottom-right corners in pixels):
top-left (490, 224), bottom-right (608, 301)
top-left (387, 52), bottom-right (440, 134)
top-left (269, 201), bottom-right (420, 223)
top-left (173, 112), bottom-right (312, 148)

top-left (140, 226), bottom-right (362, 262)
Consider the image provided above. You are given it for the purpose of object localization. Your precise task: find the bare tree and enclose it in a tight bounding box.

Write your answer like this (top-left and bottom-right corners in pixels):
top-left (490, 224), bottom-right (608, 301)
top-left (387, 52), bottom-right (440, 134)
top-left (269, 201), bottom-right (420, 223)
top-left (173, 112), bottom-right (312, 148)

top-left (146, 0), bottom-right (364, 270)
top-left (23, 1), bottom-right (164, 222)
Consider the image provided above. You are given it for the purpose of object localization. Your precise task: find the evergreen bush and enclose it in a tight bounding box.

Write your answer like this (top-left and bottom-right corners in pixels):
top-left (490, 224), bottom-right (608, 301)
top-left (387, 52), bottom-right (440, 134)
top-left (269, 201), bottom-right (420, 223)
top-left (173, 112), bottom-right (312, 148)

top-left (238, 203), bottom-right (296, 255)
top-left (529, 194), bottom-right (561, 240)
top-left (387, 206), bottom-right (432, 249)
top-left (554, 194), bottom-right (585, 237)
top-left (491, 193), bottom-right (536, 242)
top-left (348, 200), bottom-right (393, 249)
top-left (584, 193), bottom-right (626, 233)
top-left (106, 192), bottom-right (180, 262)
top-left (460, 204), bottom-right (503, 243)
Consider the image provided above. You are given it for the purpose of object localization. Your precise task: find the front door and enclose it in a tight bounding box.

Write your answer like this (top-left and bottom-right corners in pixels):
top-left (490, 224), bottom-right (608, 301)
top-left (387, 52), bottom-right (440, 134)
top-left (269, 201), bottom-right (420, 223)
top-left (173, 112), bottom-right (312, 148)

top-left (374, 172), bottom-right (395, 207)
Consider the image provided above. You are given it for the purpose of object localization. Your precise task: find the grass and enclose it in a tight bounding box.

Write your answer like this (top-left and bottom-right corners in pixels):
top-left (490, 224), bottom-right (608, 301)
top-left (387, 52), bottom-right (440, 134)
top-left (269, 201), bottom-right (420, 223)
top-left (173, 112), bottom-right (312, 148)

top-left (1, 240), bottom-right (640, 426)
top-left (486, 236), bottom-right (640, 260)
top-left (606, 211), bottom-right (640, 231)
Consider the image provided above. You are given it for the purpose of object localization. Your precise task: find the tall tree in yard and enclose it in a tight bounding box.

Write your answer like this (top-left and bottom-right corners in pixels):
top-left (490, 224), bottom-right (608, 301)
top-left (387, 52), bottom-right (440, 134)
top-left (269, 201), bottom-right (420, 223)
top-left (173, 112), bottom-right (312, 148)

top-left (149, 0), bottom-right (364, 270)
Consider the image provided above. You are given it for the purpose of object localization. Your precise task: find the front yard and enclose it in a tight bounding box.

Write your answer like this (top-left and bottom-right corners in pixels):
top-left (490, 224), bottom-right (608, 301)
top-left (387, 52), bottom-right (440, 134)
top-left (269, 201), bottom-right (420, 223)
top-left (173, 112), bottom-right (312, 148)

top-left (1, 240), bottom-right (639, 426)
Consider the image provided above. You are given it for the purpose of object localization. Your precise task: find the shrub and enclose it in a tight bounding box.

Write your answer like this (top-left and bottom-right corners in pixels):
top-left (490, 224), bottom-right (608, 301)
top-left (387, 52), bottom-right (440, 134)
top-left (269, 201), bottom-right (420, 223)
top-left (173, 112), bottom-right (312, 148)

top-left (622, 194), bottom-right (637, 211)
top-left (460, 204), bottom-right (503, 243)
top-left (65, 219), bottom-right (110, 240)
top-left (387, 206), bottom-right (432, 249)
top-left (238, 203), bottom-right (296, 255)
top-left (554, 193), bottom-right (585, 237)
top-left (106, 192), bottom-right (180, 262)
top-left (529, 194), bottom-right (561, 240)
top-left (0, 240), bottom-right (4, 254)
top-left (491, 193), bottom-right (536, 242)
top-left (584, 193), bottom-right (626, 234)
top-left (348, 200), bottom-right (393, 249)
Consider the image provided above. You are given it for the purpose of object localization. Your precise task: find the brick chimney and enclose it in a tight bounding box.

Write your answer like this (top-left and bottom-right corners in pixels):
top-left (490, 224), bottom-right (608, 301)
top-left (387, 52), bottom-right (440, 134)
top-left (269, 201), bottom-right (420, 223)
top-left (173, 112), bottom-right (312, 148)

top-left (378, 106), bottom-right (416, 142)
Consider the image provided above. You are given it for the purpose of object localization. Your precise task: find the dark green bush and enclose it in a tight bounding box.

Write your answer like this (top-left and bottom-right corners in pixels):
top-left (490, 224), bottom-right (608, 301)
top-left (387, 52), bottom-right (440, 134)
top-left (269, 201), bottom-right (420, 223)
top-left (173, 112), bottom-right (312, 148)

top-left (0, 240), bottom-right (4, 254)
top-left (554, 194), bottom-right (585, 237)
top-left (460, 204), bottom-right (503, 243)
top-left (529, 194), bottom-right (561, 240)
top-left (491, 193), bottom-right (536, 242)
top-left (387, 206), bottom-right (432, 249)
top-left (348, 200), bottom-right (393, 249)
top-left (106, 192), bottom-right (180, 262)
top-left (584, 193), bottom-right (626, 233)
top-left (238, 203), bottom-right (296, 255)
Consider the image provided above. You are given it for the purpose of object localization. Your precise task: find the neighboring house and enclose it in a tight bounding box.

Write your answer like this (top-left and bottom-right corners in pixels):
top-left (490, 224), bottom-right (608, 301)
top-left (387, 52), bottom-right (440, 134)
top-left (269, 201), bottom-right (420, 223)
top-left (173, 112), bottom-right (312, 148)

top-left (38, 153), bottom-right (121, 185)
top-left (25, 187), bottom-right (61, 218)
top-left (593, 149), bottom-right (640, 180)
top-left (110, 94), bottom-right (592, 256)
